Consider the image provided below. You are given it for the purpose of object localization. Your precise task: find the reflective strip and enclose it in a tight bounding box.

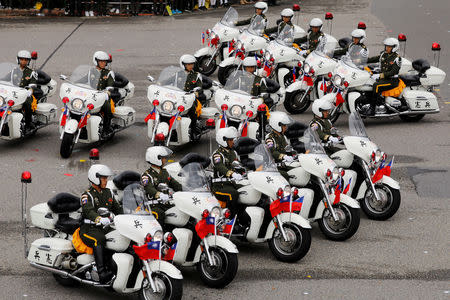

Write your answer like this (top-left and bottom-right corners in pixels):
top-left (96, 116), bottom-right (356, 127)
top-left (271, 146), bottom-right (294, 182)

top-left (215, 191), bottom-right (232, 201)
top-left (83, 233), bottom-right (98, 247)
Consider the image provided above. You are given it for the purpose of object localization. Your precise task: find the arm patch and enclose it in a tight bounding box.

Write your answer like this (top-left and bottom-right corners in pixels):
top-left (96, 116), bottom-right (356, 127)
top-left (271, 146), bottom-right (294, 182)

top-left (310, 123), bottom-right (319, 131)
top-left (266, 138), bottom-right (274, 148)
top-left (141, 175), bottom-right (150, 186)
top-left (213, 154), bottom-right (222, 164)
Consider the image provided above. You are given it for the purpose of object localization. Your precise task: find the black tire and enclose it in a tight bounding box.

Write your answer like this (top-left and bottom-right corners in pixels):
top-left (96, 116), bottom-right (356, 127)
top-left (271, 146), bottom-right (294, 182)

top-left (196, 246), bottom-right (238, 288)
top-left (329, 108), bottom-right (341, 124)
top-left (284, 90), bottom-right (311, 114)
top-left (268, 223), bottom-right (311, 263)
top-left (218, 65), bottom-right (237, 86)
top-left (60, 132), bottom-right (75, 158)
top-left (318, 204), bottom-right (360, 241)
top-left (53, 273), bottom-right (80, 287)
top-left (197, 56), bottom-right (217, 76)
top-left (139, 272), bottom-right (182, 300)
top-left (361, 183), bottom-right (401, 220)
top-left (399, 114), bottom-right (425, 122)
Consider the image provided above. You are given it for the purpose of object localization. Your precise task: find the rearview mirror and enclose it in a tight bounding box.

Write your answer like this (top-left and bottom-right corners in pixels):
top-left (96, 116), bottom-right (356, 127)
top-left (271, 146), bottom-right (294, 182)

top-left (147, 75), bottom-right (155, 82)
top-left (59, 74), bottom-right (68, 80)
top-left (157, 183), bottom-right (169, 191)
top-left (97, 207), bottom-right (110, 217)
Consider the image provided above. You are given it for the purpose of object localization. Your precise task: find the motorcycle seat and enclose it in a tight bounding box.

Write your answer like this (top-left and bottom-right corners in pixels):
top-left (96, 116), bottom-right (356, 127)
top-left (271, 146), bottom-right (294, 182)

top-left (233, 137), bottom-right (260, 155)
top-left (47, 193), bottom-right (81, 213)
top-left (113, 171), bottom-right (141, 190)
top-left (55, 214), bottom-right (82, 235)
top-left (240, 157), bottom-right (256, 171)
top-left (179, 153), bottom-right (210, 168)
top-left (399, 74), bottom-right (421, 87)
top-left (113, 72), bottom-right (129, 88)
top-left (264, 78), bottom-right (280, 94)
top-left (285, 121), bottom-right (308, 139)
top-left (36, 70), bottom-right (51, 85)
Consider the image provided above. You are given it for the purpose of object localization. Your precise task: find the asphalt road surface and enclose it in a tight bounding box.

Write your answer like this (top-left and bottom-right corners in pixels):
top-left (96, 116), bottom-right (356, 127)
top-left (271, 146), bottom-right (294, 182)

top-left (0, 0), bottom-right (449, 299)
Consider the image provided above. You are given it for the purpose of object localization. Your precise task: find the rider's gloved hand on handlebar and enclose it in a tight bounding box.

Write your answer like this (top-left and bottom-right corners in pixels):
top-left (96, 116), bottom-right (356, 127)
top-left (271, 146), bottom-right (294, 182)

top-left (329, 136), bottom-right (341, 145)
top-left (98, 217), bottom-right (111, 226)
top-left (299, 50), bottom-right (308, 57)
top-left (231, 172), bottom-right (243, 181)
top-left (371, 74), bottom-right (380, 81)
top-left (283, 155), bottom-right (294, 163)
top-left (159, 193), bottom-right (170, 202)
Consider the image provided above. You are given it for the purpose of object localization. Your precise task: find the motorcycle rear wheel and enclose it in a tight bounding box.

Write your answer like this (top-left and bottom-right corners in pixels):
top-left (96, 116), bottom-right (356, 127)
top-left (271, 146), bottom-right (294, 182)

top-left (284, 90), bottom-right (311, 114)
top-left (197, 56), bottom-right (217, 76)
top-left (268, 223), bottom-right (311, 262)
top-left (399, 114), bottom-right (425, 122)
top-left (139, 272), bottom-right (182, 300)
top-left (197, 246), bottom-right (238, 288)
top-left (218, 65), bottom-right (237, 86)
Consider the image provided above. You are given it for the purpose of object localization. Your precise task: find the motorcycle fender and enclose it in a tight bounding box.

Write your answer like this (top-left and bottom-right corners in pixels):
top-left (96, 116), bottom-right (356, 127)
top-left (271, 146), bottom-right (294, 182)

top-left (277, 68), bottom-right (290, 89)
top-left (194, 47), bottom-right (215, 58)
top-left (219, 57), bottom-right (238, 68)
top-left (286, 80), bottom-right (308, 93)
top-left (112, 253), bottom-right (134, 293)
top-left (342, 169), bottom-right (358, 197)
top-left (347, 92), bottom-right (361, 113)
top-left (245, 206), bottom-right (265, 242)
top-left (356, 176), bottom-right (400, 200)
top-left (338, 194), bottom-right (360, 209)
top-left (193, 235), bottom-right (239, 263)
top-left (171, 228), bottom-right (192, 265)
top-left (265, 212), bottom-right (312, 239)
top-left (174, 117), bottom-right (191, 146)
top-left (64, 119), bottom-right (79, 135)
top-left (147, 118), bottom-right (155, 139)
top-left (87, 115), bottom-right (101, 143)
top-left (247, 121), bottom-right (259, 140)
top-left (156, 122), bottom-right (170, 137)
top-left (313, 202), bottom-right (326, 220)
top-left (148, 260), bottom-right (183, 280)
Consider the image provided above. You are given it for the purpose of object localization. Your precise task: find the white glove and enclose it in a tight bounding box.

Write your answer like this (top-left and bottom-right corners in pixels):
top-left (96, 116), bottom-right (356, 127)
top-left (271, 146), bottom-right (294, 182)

top-left (98, 217), bottom-right (111, 226)
top-left (299, 50), bottom-right (308, 56)
top-left (159, 193), bottom-right (170, 202)
top-left (283, 155), bottom-right (294, 163)
top-left (329, 136), bottom-right (340, 144)
top-left (27, 90), bottom-right (32, 97)
top-left (371, 74), bottom-right (380, 81)
top-left (231, 172), bottom-right (243, 181)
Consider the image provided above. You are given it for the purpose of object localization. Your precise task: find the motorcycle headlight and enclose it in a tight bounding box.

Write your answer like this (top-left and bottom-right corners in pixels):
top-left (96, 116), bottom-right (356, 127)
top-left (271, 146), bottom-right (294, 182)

top-left (162, 101), bottom-right (174, 113)
top-left (210, 206), bottom-right (221, 219)
top-left (333, 74), bottom-right (342, 86)
top-left (283, 185), bottom-right (291, 197)
top-left (375, 149), bottom-right (382, 162)
top-left (265, 51), bottom-right (271, 61)
top-left (0, 96), bottom-right (4, 107)
top-left (153, 230), bottom-right (164, 242)
top-left (303, 63), bottom-right (311, 74)
top-left (71, 98), bottom-right (84, 111)
top-left (230, 105), bottom-right (243, 117)
top-left (236, 41), bottom-right (243, 50)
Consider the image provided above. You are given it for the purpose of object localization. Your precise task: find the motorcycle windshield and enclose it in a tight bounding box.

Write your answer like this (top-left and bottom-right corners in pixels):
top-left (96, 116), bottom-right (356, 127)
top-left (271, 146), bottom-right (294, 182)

top-left (157, 66), bottom-right (187, 91)
top-left (248, 15), bottom-right (266, 36)
top-left (304, 128), bottom-right (327, 154)
top-left (180, 162), bottom-right (211, 192)
top-left (314, 34), bottom-right (337, 58)
top-left (276, 25), bottom-right (294, 47)
top-left (253, 144), bottom-right (278, 172)
top-left (70, 65), bottom-right (100, 89)
top-left (0, 62), bottom-right (24, 87)
top-left (224, 70), bottom-right (255, 95)
top-left (122, 183), bottom-right (154, 216)
top-left (349, 112), bottom-right (369, 138)
top-left (220, 7), bottom-right (238, 27)
top-left (341, 45), bottom-right (368, 69)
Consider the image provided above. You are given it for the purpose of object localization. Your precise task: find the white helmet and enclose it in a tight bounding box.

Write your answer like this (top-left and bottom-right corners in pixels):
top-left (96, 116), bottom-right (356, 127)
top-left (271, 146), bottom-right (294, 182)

top-left (243, 57), bottom-right (257, 67)
top-left (146, 146), bottom-right (173, 167)
top-left (280, 8), bottom-right (294, 18)
top-left (383, 37), bottom-right (399, 53)
top-left (179, 54), bottom-right (196, 69)
top-left (312, 98), bottom-right (332, 118)
top-left (309, 18), bottom-right (323, 28)
top-left (88, 164), bottom-right (114, 185)
top-left (269, 111), bottom-right (292, 132)
top-left (216, 127), bottom-right (238, 147)
top-left (255, 2), bottom-right (268, 14)
top-left (17, 50), bottom-right (31, 64)
top-left (93, 51), bottom-right (110, 66)
top-left (351, 29), bottom-right (366, 44)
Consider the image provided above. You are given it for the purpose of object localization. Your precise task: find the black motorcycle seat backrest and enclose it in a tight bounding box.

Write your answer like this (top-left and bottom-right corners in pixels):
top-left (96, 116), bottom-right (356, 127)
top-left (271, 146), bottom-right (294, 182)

top-left (179, 153), bottom-right (211, 169)
top-left (234, 137), bottom-right (261, 156)
top-left (113, 171), bottom-right (141, 190)
top-left (291, 139), bottom-right (306, 153)
top-left (47, 193), bottom-right (80, 214)
top-left (285, 121), bottom-right (308, 140)
top-left (338, 37), bottom-right (352, 49)
top-left (412, 59), bottom-right (430, 74)
top-left (264, 78), bottom-right (280, 94)
top-left (113, 72), bottom-right (129, 88)
top-left (202, 76), bottom-right (213, 90)
top-left (36, 70), bottom-right (51, 85)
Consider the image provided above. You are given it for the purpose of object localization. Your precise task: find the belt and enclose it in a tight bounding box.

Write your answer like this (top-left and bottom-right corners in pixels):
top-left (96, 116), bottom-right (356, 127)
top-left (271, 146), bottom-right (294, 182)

top-left (212, 178), bottom-right (230, 183)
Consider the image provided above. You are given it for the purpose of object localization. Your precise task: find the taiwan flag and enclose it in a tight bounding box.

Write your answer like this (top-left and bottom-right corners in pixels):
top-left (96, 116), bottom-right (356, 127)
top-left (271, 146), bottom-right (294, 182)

top-left (241, 120), bottom-right (248, 137)
top-left (223, 216), bottom-right (236, 235)
top-left (60, 106), bottom-right (69, 126)
top-left (195, 216), bottom-right (216, 239)
top-left (219, 111), bottom-right (227, 128)
top-left (371, 161), bottom-right (385, 183)
top-left (320, 78), bottom-right (326, 92)
top-left (302, 74), bottom-right (314, 86)
top-left (270, 197), bottom-right (291, 217)
top-left (133, 241), bottom-right (161, 260)
top-left (343, 178), bottom-right (352, 195)
top-left (291, 196), bottom-right (304, 212)
top-left (78, 112), bottom-right (89, 129)
top-left (335, 90), bottom-right (345, 106)
top-left (144, 106), bottom-right (157, 123)
top-left (264, 62), bottom-right (272, 77)
top-left (382, 157), bottom-right (394, 177)
top-left (333, 180), bottom-right (341, 205)
top-left (164, 243), bottom-right (177, 261)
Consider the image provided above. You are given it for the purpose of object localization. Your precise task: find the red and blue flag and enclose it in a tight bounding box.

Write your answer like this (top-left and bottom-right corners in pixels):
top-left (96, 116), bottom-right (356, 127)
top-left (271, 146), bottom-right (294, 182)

top-left (60, 105), bottom-right (69, 127)
top-left (133, 241), bottom-right (161, 260)
top-left (291, 195), bottom-right (304, 212)
top-left (164, 243), bottom-right (177, 261)
top-left (223, 216), bottom-right (236, 235)
top-left (343, 178), bottom-right (352, 194)
top-left (195, 216), bottom-right (216, 239)
top-left (144, 106), bottom-right (157, 123)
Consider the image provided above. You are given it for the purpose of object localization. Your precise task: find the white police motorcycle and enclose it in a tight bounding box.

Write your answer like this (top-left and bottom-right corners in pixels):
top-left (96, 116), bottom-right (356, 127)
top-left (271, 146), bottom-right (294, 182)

top-left (0, 62), bottom-right (57, 140)
top-left (26, 183), bottom-right (183, 300)
top-left (59, 65), bottom-right (135, 158)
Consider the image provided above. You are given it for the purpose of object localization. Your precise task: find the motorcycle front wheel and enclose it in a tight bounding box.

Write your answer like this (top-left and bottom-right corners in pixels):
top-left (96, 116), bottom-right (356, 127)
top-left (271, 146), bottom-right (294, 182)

top-left (268, 222), bottom-right (311, 262)
top-left (318, 204), bottom-right (360, 241)
top-left (284, 90), bottom-right (311, 114)
top-left (60, 132), bottom-right (75, 158)
top-left (197, 56), bottom-right (217, 76)
top-left (362, 183), bottom-right (401, 220)
top-left (197, 246), bottom-right (238, 288)
top-left (139, 272), bottom-right (182, 300)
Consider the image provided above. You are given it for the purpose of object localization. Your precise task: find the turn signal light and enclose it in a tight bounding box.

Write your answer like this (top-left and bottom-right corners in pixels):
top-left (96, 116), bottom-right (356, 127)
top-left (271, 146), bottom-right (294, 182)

top-left (340, 169), bottom-right (345, 177)
top-left (178, 105), bottom-right (185, 112)
top-left (223, 209), bottom-right (231, 219)
top-left (152, 99), bottom-right (159, 106)
top-left (221, 104), bottom-right (228, 111)
top-left (155, 133), bottom-right (165, 141)
top-left (7, 100), bottom-right (14, 107)
top-left (343, 81), bottom-right (349, 88)
top-left (277, 188), bottom-right (284, 198)
top-left (371, 151), bottom-right (376, 160)
top-left (326, 169), bottom-right (332, 178)
top-left (310, 68), bottom-right (315, 74)
top-left (62, 97), bottom-right (69, 104)
top-left (206, 118), bottom-right (215, 128)
top-left (292, 188), bottom-right (299, 197)
top-left (328, 72), bottom-right (333, 78)
top-left (87, 104), bottom-right (94, 110)
top-left (297, 62), bottom-right (302, 68)
top-left (145, 233), bottom-right (152, 243)
top-left (202, 209), bottom-right (210, 219)
top-left (257, 104), bottom-right (267, 112)
top-left (164, 232), bottom-right (174, 244)
top-left (246, 111), bottom-right (253, 118)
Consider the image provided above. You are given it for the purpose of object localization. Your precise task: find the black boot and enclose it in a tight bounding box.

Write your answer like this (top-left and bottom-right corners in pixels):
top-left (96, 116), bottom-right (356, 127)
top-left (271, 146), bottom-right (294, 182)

top-left (93, 245), bottom-right (114, 284)
top-left (101, 116), bottom-right (113, 138)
